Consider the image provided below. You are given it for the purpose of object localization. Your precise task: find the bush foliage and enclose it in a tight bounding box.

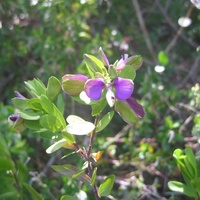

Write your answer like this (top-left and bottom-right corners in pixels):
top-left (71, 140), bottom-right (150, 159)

top-left (0, 0), bottom-right (200, 199)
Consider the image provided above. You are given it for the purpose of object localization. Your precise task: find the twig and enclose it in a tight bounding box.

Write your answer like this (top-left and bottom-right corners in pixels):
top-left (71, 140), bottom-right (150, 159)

top-left (87, 116), bottom-right (101, 200)
top-left (155, 0), bottom-right (198, 51)
top-left (177, 55), bottom-right (200, 88)
top-left (132, 0), bottom-right (157, 63)
top-left (165, 4), bottom-right (195, 53)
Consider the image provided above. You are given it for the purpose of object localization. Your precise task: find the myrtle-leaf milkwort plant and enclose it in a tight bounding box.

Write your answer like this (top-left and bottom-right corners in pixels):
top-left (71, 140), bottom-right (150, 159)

top-left (9, 47), bottom-right (145, 199)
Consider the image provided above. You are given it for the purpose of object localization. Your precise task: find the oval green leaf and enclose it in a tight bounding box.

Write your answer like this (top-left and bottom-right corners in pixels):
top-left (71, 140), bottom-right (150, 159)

top-left (98, 174), bottom-right (115, 197)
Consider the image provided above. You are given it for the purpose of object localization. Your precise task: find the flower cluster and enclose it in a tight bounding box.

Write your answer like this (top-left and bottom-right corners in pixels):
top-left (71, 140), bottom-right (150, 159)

top-left (62, 48), bottom-right (145, 124)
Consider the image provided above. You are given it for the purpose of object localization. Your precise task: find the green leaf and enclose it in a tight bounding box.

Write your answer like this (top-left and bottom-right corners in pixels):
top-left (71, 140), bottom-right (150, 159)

top-left (185, 147), bottom-right (197, 178)
top-left (39, 131), bottom-right (62, 140)
top-left (25, 78), bottom-right (46, 98)
top-left (56, 94), bottom-right (65, 114)
top-left (0, 157), bottom-right (14, 171)
top-left (46, 139), bottom-right (66, 154)
top-left (126, 55), bottom-right (143, 70)
top-left (96, 111), bottom-right (114, 132)
top-left (27, 98), bottom-right (43, 110)
top-left (25, 120), bottom-right (43, 131)
top-left (158, 51), bottom-right (169, 66)
top-left (108, 65), bottom-right (117, 79)
top-left (40, 115), bottom-right (64, 132)
top-left (60, 195), bottom-right (79, 200)
top-left (91, 98), bottom-right (107, 116)
top-left (0, 133), bottom-right (10, 156)
top-left (12, 98), bottom-right (29, 109)
top-left (173, 149), bottom-right (183, 159)
top-left (23, 183), bottom-right (43, 200)
top-left (39, 94), bottom-right (66, 128)
top-left (0, 192), bottom-right (18, 199)
top-left (91, 167), bottom-right (97, 186)
top-left (84, 54), bottom-right (104, 77)
top-left (46, 76), bottom-right (61, 100)
top-left (72, 169), bottom-right (84, 179)
top-left (191, 178), bottom-right (200, 192)
top-left (119, 65), bottom-right (136, 80)
top-left (51, 164), bottom-right (91, 184)
top-left (46, 138), bottom-right (75, 154)
top-left (98, 175), bottom-right (115, 197)
top-left (62, 131), bottom-right (76, 143)
top-left (19, 110), bottom-right (41, 120)
top-left (115, 100), bottom-right (140, 124)
top-left (168, 181), bottom-right (197, 198)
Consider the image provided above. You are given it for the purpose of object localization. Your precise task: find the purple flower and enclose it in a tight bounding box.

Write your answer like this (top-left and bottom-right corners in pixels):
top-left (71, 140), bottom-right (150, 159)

top-left (85, 77), bottom-right (133, 107)
top-left (8, 114), bottom-right (20, 122)
top-left (116, 54), bottom-right (135, 71)
top-left (15, 91), bottom-right (26, 99)
top-left (99, 47), bottom-right (110, 67)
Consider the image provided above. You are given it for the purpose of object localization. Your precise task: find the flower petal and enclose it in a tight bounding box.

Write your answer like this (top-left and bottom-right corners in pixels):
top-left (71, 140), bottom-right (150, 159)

top-left (116, 54), bottom-right (129, 71)
top-left (99, 47), bottom-right (110, 67)
top-left (106, 88), bottom-right (115, 107)
top-left (126, 97), bottom-right (145, 118)
top-left (85, 78), bottom-right (105, 100)
top-left (113, 77), bottom-right (133, 100)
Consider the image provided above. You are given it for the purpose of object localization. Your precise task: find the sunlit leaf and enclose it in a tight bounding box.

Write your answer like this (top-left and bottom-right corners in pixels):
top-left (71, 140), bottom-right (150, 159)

top-left (39, 94), bottom-right (66, 128)
top-left (84, 54), bottom-right (105, 77)
top-left (91, 98), bottom-right (107, 116)
top-left (91, 167), bottom-right (97, 186)
top-left (115, 100), bottom-right (139, 124)
top-left (40, 115), bottom-right (64, 132)
top-left (96, 111), bottom-right (114, 132)
top-left (119, 65), bottom-right (136, 80)
top-left (25, 78), bottom-right (46, 98)
top-left (126, 55), bottom-right (143, 70)
top-left (46, 76), bottom-right (61, 100)
top-left (46, 138), bottom-right (67, 154)
top-left (158, 51), bottom-right (169, 66)
top-left (27, 98), bottom-right (43, 110)
top-left (168, 181), bottom-right (197, 198)
top-left (98, 175), bottom-right (115, 197)
top-left (66, 115), bottom-right (95, 135)
top-left (12, 98), bottom-right (29, 109)
top-left (19, 110), bottom-right (41, 120)
top-left (60, 195), bottom-right (78, 200)
top-left (25, 120), bottom-right (43, 131)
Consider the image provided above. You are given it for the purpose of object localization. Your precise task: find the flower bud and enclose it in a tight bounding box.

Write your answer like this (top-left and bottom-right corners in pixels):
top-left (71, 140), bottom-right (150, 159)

top-left (62, 74), bottom-right (88, 96)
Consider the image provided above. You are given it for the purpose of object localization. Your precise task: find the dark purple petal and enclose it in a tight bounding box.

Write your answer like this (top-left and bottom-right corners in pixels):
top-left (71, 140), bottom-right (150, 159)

top-left (113, 77), bottom-right (133, 100)
top-left (8, 114), bottom-right (20, 122)
top-left (126, 97), bottom-right (145, 118)
top-left (85, 78), bottom-right (105, 100)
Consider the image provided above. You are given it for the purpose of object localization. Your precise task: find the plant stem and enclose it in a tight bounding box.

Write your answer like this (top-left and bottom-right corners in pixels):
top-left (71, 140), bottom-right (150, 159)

top-left (87, 116), bottom-right (101, 200)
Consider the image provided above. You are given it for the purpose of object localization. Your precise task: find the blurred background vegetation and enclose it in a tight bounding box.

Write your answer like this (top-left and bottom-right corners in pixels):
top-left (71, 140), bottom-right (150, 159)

top-left (0, 0), bottom-right (200, 199)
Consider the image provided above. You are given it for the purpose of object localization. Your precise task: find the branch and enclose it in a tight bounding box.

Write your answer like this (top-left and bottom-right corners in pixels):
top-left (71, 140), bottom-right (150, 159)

top-left (132, 0), bottom-right (157, 63)
top-left (155, 0), bottom-right (198, 52)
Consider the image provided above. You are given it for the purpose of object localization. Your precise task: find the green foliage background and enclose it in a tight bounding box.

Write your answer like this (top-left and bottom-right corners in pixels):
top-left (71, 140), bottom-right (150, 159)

top-left (0, 0), bottom-right (200, 199)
